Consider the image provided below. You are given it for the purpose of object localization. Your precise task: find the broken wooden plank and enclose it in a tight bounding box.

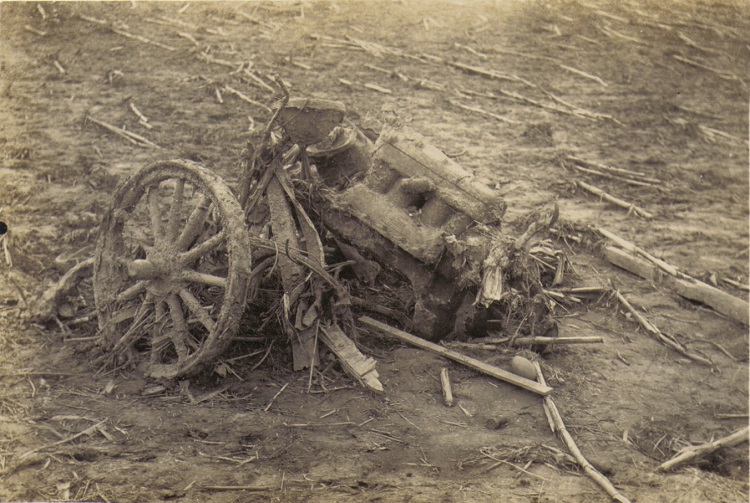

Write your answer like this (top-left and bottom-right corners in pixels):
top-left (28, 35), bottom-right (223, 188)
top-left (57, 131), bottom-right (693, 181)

top-left (319, 324), bottom-right (383, 394)
top-left (658, 426), bottom-right (749, 472)
top-left (604, 246), bottom-right (749, 325)
top-left (359, 316), bottom-right (552, 396)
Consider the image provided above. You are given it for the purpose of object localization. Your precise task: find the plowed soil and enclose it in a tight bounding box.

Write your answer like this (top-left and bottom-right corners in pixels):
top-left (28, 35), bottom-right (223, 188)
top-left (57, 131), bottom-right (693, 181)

top-left (0, 1), bottom-right (748, 502)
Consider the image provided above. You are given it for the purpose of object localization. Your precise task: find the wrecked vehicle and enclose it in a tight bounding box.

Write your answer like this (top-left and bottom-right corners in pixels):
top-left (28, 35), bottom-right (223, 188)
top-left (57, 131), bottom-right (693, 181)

top-left (54, 96), bottom-right (562, 382)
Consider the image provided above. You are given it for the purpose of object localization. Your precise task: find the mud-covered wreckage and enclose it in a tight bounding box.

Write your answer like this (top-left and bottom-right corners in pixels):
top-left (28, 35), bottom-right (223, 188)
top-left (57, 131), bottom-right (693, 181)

top-left (38, 96), bottom-right (562, 390)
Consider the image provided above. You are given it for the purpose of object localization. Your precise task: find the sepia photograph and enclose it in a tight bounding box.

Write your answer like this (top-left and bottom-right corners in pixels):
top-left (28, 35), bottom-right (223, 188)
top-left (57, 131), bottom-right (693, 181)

top-left (0, 0), bottom-right (747, 501)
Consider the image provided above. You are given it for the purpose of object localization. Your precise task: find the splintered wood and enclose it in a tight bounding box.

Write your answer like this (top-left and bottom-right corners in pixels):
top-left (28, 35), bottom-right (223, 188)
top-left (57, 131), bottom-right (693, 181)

top-left (658, 427), bottom-right (749, 472)
top-left (319, 324), bottom-right (383, 394)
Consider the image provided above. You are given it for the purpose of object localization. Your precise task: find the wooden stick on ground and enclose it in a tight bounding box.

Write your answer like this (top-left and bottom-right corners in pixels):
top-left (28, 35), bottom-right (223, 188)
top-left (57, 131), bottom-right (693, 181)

top-left (605, 246), bottom-right (749, 326)
top-left (533, 362), bottom-right (632, 503)
top-left (86, 116), bottom-right (160, 148)
top-left (440, 368), bottom-right (454, 406)
top-left (571, 164), bottom-right (655, 188)
top-left (599, 228), bottom-right (678, 276)
top-left (576, 180), bottom-right (654, 219)
top-left (20, 419), bottom-right (107, 459)
top-left (78, 14), bottom-right (176, 51)
top-left (448, 99), bottom-right (521, 125)
top-left (613, 289), bottom-right (713, 365)
top-left (360, 316), bottom-right (552, 396)
top-left (558, 64), bottom-right (608, 87)
top-left (672, 54), bottom-right (743, 85)
top-left (566, 155), bottom-right (661, 184)
top-left (223, 86), bottom-right (273, 113)
top-left (263, 383), bottom-right (289, 412)
top-left (658, 427), bottom-right (749, 472)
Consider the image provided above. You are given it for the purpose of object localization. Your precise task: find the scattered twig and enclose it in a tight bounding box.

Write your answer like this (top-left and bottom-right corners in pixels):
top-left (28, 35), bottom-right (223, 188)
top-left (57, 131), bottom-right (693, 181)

top-left (363, 82), bottom-right (393, 94)
top-left (599, 24), bottom-right (644, 44)
top-left (672, 54), bottom-right (743, 85)
top-left (249, 340), bottom-right (275, 372)
top-left (613, 289), bottom-right (713, 365)
top-left (721, 278), bottom-right (750, 291)
top-left (676, 31), bottom-right (722, 55)
top-left (0, 234), bottom-right (13, 267)
top-left (176, 31), bottom-right (199, 46)
top-left (496, 88), bottom-right (610, 123)
top-left (448, 99), bottom-right (520, 125)
top-left (482, 451), bottom-right (551, 481)
top-left (53, 60), bottom-right (67, 75)
top-left (86, 115), bottom-right (160, 148)
top-left (575, 180), bottom-right (653, 219)
top-left (24, 25), bottom-right (47, 36)
top-left (570, 164), bottom-right (654, 187)
top-left (128, 101), bottom-right (152, 129)
top-left (78, 14), bottom-right (177, 51)
top-left (263, 382), bottom-right (289, 412)
top-left (202, 484), bottom-right (274, 491)
top-left (223, 85), bottom-right (273, 113)
top-left (284, 421), bottom-right (357, 428)
top-left (565, 155), bottom-right (661, 184)
top-left (440, 368), bottom-right (454, 407)
top-left (658, 427), bottom-right (749, 472)
top-left (593, 8), bottom-right (629, 24)
top-left (243, 68), bottom-right (276, 94)
top-left (453, 42), bottom-right (489, 60)
top-left (697, 124), bottom-right (747, 146)
top-left (558, 64), bottom-right (608, 87)
top-left (715, 413), bottom-right (749, 420)
top-left (20, 419), bottom-right (107, 458)
top-left (534, 362), bottom-right (632, 503)
top-left (616, 352), bottom-right (630, 366)
top-left (197, 52), bottom-right (239, 69)
top-left (446, 60), bottom-right (537, 88)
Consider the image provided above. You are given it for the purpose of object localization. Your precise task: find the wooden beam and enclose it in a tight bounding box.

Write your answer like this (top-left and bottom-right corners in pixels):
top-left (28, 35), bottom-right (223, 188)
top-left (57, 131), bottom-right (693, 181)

top-left (359, 316), bottom-right (552, 396)
top-left (604, 246), bottom-right (749, 325)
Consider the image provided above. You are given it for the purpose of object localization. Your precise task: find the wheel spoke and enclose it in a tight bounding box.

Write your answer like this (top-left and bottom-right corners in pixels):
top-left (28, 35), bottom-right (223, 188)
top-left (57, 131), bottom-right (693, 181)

top-left (115, 280), bottom-right (147, 303)
top-left (180, 230), bottom-right (225, 265)
top-left (166, 294), bottom-right (189, 361)
top-left (176, 195), bottom-right (211, 251)
top-left (167, 179), bottom-right (185, 241)
top-left (111, 293), bottom-right (154, 352)
top-left (180, 269), bottom-right (227, 288)
top-left (147, 186), bottom-right (163, 244)
top-left (150, 300), bottom-right (167, 363)
top-left (178, 288), bottom-right (216, 333)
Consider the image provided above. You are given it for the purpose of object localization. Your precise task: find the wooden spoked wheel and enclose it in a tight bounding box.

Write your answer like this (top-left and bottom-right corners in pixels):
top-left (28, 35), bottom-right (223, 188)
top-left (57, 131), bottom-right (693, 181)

top-left (94, 160), bottom-right (252, 379)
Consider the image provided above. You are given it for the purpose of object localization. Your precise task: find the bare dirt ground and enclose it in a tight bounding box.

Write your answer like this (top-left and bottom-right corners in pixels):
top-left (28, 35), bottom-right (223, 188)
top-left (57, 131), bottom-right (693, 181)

top-left (0, 1), bottom-right (748, 501)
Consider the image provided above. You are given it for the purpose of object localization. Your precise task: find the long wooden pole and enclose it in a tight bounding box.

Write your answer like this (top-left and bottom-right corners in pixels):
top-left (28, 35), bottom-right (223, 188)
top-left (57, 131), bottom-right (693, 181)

top-left (359, 316), bottom-right (552, 396)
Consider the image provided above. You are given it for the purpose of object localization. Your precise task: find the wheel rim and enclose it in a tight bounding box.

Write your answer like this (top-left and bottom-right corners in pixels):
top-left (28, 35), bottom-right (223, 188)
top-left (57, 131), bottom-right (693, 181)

top-left (94, 159), bottom-right (251, 379)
